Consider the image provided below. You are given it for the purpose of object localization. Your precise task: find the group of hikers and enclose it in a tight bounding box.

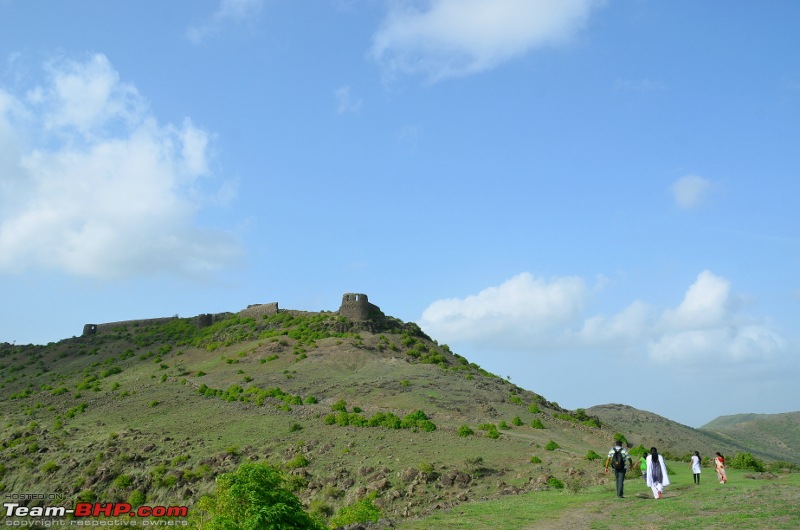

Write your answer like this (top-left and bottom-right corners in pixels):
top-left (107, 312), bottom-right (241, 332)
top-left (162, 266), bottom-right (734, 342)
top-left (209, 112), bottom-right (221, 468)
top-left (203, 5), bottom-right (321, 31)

top-left (604, 438), bottom-right (728, 499)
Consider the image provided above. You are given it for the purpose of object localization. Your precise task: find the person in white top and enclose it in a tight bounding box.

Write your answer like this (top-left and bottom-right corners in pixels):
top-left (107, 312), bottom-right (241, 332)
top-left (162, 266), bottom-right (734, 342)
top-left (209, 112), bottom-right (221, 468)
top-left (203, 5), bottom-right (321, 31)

top-left (689, 450), bottom-right (702, 484)
top-left (646, 447), bottom-right (670, 499)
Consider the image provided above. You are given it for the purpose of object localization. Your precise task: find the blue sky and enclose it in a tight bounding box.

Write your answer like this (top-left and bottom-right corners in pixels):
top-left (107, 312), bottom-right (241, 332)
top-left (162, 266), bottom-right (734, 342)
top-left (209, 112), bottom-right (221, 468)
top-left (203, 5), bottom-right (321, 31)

top-left (1, 0), bottom-right (798, 428)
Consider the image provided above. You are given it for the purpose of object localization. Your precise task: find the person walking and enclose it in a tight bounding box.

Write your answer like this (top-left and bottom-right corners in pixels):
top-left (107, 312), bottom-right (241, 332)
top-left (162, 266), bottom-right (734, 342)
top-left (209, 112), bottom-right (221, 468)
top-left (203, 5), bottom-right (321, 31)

top-left (689, 451), bottom-right (702, 484)
top-left (714, 452), bottom-right (727, 484)
top-left (646, 447), bottom-right (670, 499)
top-left (639, 453), bottom-right (648, 481)
top-left (604, 438), bottom-right (633, 498)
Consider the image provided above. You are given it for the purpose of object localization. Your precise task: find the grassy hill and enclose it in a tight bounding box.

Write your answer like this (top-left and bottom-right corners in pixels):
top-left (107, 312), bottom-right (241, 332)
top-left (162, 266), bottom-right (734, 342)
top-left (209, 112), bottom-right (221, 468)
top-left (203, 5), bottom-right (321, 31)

top-left (700, 412), bottom-right (800, 464)
top-left (586, 404), bottom-right (800, 464)
top-left (0, 304), bottom-right (796, 527)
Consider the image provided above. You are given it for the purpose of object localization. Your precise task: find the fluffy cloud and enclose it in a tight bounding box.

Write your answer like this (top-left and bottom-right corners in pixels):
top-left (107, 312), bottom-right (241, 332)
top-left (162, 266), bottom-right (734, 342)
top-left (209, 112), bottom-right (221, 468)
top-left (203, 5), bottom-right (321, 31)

top-left (421, 270), bottom-right (786, 365)
top-left (371, 0), bottom-right (603, 81)
top-left (0, 54), bottom-right (240, 279)
top-left (187, 0), bottom-right (264, 44)
top-left (420, 272), bottom-right (588, 349)
top-left (648, 271), bottom-right (783, 364)
top-left (670, 174), bottom-right (711, 209)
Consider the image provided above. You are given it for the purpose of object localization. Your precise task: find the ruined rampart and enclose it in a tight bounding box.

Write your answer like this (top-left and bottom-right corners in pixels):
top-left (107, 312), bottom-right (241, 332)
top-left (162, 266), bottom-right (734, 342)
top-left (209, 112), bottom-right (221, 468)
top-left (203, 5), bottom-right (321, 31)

top-left (82, 294), bottom-right (383, 336)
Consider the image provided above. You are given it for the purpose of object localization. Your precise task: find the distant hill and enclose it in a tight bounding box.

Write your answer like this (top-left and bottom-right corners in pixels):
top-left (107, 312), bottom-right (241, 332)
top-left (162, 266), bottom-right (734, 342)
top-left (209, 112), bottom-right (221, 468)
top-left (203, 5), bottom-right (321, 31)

top-left (700, 412), bottom-right (800, 464)
top-left (0, 296), bottom-right (795, 526)
top-left (586, 404), bottom-right (772, 460)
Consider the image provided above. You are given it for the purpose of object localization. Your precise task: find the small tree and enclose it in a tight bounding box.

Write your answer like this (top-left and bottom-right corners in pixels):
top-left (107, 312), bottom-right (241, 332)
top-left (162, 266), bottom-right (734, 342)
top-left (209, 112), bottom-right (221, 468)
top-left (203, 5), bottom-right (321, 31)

top-left (729, 452), bottom-right (765, 472)
top-left (188, 462), bottom-right (325, 530)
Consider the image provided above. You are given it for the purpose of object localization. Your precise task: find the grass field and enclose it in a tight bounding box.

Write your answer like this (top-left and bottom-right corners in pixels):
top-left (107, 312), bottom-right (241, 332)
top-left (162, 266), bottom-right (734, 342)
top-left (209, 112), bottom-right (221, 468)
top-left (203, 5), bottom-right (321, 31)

top-left (395, 466), bottom-right (800, 529)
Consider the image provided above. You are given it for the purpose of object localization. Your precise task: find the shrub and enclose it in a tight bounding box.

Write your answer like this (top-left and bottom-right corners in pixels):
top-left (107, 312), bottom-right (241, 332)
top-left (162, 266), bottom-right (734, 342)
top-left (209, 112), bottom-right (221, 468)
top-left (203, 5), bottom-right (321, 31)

top-left (284, 455), bottom-right (309, 470)
top-left (189, 462), bottom-right (325, 529)
top-left (613, 433), bottom-right (628, 446)
top-left (113, 474), bottom-right (133, 490)
top-left (729, 452), bottom-right (765, 472)
top-left (41, 461), bottom-right (60, 474)
top-left (629, 445), bottom-right (648, 457)
top-left (100, 367), bottom-right (123, 378)
top-left (498, 421), bottom-right (510, 430)
top-left (329, 493), bottom-right (381, 528)
top-left (530, 456), bottom-right (542, 464)
top-left (585, 450), bottom-right (602, 461)
top-left (128, 490), bottom-right (146, 508)
top-left (331, 400), bottom-right (348, 412)
top-left (77, 490), bottom-right (96, 503)
top-left (531, 419), bottom-right (545, 429)
top-left (458, 425), bottom-right (474, 437)
top-left (545, 440), bottom-right (560, 451)
top-left (418, 462), bottom-right (434, 476)
top-left (512, 416), bottom-right (523, 426)
top-left (547, 476), bottom-right (564, 490)
top-left (479, 424), bottom-right (500, 439)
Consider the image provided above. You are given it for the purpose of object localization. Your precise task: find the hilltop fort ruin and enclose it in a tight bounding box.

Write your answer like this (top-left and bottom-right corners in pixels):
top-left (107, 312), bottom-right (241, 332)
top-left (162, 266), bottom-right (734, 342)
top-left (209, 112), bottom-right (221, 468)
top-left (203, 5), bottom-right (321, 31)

top-left (82, 292), bottom-right (384, 336)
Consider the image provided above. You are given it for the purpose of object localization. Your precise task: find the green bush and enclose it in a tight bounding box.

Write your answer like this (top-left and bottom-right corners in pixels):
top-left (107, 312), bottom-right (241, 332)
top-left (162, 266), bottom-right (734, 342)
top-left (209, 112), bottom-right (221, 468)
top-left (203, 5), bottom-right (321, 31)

top-left (729, 452), bottom-right (765, 472)
top-left (613, 433), bottom-right (628, 445)
top-left (113, 474), bottom-right (133, 490)
top-left (329, 493), bottom-right (381, 528)
top-left (128, 490), bottom-right (146, 508)
top-left (585, 450), bottom-right (602, 461)
top-left (531, 419), bottom-right (545, 429)
top-left (512, 416), bottom-right (523, 426)
top-left (545, 440), bottom-right (560, 451)
top-left (628, 445), bottom-right (648, 457)
top-left (284, 455), bottom-right (309, 470)
top-left (458, 425), bottom-right (474, 437)
top-left (530, 456), bottom-right (542, 464)
top-left (478, 424), bottom-right (501, 439)
top-left (189, 462), bottom-right (325, 529)
top-left (41, 461), bottom-right (60, 474)
top-left (547, 476), bottom-right (565, 490)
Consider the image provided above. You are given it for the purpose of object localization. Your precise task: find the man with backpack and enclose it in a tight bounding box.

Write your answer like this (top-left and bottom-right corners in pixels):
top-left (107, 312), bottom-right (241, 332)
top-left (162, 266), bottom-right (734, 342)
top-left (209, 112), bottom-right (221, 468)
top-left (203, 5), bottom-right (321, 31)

top-left (604, 438), bottom-right (633, 498)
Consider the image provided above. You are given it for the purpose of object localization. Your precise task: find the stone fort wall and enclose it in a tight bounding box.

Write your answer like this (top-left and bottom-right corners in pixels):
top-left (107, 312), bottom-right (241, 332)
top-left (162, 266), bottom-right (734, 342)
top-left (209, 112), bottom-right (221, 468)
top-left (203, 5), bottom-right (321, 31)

top-left (82, 294), bottom-right (382, 336)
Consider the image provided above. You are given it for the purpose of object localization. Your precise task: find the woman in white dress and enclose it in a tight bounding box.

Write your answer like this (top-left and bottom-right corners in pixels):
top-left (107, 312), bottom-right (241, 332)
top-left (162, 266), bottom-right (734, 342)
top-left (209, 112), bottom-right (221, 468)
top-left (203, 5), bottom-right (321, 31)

top-left (689, 451), bottom-right (701, 484)
top-left (646, 447), bottom-right (670, 499)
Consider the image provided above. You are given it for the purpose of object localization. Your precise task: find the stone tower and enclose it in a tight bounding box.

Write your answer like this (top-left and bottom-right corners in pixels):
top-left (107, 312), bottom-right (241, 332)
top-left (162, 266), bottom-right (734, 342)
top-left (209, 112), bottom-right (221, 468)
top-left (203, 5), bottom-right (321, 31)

top-left (338, 293), bottom-right (383, 321)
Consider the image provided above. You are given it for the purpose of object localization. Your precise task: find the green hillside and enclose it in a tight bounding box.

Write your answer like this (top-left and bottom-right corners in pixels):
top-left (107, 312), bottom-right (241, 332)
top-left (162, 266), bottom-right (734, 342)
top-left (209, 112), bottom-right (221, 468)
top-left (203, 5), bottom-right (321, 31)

top-left (587, 404), bottom-right (800, 464)
top-left (700, 412), bottom-right (800, 464)
top-left (1, 304), bottom-right (797, 528)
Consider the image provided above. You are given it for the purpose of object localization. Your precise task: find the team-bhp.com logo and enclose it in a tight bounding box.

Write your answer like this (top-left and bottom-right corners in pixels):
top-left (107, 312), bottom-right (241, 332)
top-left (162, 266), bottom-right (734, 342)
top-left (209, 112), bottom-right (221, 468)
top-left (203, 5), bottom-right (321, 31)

top-left (4, 500), bottom-right (189, 526)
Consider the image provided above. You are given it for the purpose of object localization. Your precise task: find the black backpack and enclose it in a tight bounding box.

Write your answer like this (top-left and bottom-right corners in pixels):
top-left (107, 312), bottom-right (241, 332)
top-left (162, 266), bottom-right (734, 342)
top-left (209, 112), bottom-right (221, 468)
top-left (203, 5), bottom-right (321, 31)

top-left (612, 448), bottom-right (626, 471)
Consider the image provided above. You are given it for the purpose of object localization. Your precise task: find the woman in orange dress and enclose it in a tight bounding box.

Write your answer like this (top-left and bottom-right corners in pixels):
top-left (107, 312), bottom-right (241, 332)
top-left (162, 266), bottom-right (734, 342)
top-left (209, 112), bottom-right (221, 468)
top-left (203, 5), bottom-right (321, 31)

top-left (714, 452), bottom-right (727, 483)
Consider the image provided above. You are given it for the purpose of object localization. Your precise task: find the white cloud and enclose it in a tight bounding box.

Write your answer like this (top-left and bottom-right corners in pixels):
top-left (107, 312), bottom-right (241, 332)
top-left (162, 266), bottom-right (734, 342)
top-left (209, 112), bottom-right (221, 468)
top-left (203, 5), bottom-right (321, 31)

top-left (371, 0), bottom-right (604, 82)
top-left (421, 270), bottom-right (787, 365)
top-left (648, 270), bottom-right (782, 364)
top-left (187, 0), bottom-right (264, 44)
top-left (335, 85), bottom-right (363, 114)
top-left (420, 272), bottom-right (588, 349)
top-left (661, 270), bottom-right (734, 329)
top-left (670, 174), bottom-right (711, 209)
top-left (0, 54), bottom-right (240, 279)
